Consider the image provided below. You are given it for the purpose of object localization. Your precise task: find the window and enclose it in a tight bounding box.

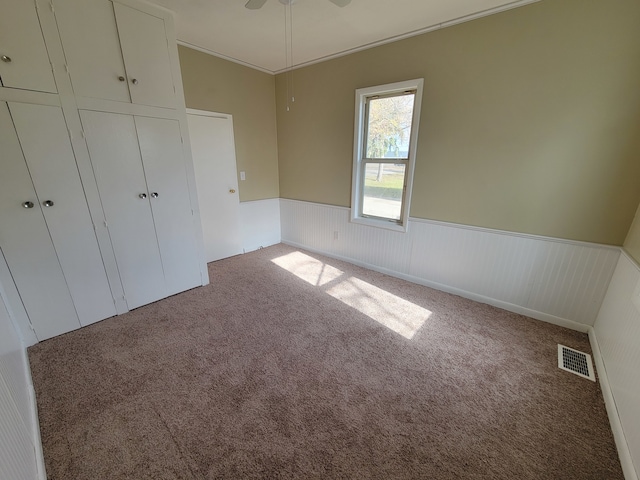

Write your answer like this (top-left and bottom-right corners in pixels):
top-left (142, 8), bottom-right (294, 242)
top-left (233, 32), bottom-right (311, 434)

top-left (351, 79), bottom-right (423, 232)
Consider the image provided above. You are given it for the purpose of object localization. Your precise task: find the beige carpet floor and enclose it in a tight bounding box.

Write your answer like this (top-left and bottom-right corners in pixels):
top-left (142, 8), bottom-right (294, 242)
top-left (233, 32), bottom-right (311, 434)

top-left (29, 243), bottom-right (623, 479)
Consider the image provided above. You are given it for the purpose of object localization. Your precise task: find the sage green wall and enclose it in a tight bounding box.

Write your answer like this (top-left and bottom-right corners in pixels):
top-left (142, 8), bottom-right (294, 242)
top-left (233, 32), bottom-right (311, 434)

top-left (178, 46), bottom-right (279, 202)
top-left (624, 204), bottom-right (640, 263)
top-left (276, 0), bottom-right (640, 245)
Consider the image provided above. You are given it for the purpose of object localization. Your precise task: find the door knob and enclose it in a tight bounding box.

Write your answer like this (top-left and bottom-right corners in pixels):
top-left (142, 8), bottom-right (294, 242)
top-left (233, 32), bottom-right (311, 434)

top-left (118, 76), bottom-right (125, 82)
top-left (1, 55), bottom-right (11, 63)
top-left (22, 201), bottom-right (34, 209)
top-left (43, 200), bottom-right (54, 207)
top-left (229, 189), bottom-right (236, 194)
top-left (150, 192), bottom-right (159, 198)
top-left (131, 78), bottom-right (139, 85)
top-left (139, 193), bottom-right (147, 199)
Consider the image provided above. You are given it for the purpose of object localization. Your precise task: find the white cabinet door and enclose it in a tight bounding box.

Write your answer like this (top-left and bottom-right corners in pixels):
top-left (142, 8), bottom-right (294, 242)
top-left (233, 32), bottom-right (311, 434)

top-left (187, 112), bottom-right (243, 262)
top-left (114, 3), bottom-right (176, 109)
top-left (53, 0), bottom-right (130, 102)
top-left (136, 116), bottom-right (200, 295)
top-left (80, 110), bottom-right (166, 309)
top-left (0, 0), bottom-right (56, 93)
top-left (9, 103), bottom-right (116, 327)
top-left (0, 103), bottom-right (79, 341)
top-left (54, 0), bottom-right (176, 108)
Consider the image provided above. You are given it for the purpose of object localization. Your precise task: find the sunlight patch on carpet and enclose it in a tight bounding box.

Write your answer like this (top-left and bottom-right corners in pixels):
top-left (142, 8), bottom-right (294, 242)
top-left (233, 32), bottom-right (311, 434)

top-left (272, 251), bottom-right (344, 286)
top-left (272, 251), bottom-right (431, 339)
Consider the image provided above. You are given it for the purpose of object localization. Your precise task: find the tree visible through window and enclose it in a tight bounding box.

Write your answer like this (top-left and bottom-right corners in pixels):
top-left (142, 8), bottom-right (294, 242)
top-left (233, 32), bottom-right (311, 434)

top-left (363, 93), bottom-right (415, 220)
top-left (351, 79), bottom-right (424, 231)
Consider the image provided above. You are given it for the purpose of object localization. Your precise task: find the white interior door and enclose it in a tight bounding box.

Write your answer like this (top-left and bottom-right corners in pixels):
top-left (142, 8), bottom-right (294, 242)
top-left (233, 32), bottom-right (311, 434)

top-left (187, 111), bottom-right (242, 262)
top-left (81, 110), bottom-right (166, 310)
top-left (0, 0), bottom-right (56, 93)
top-left (114, 3), bottom-right (175, 109)
top-left (9, 102), bottom-right (116, 327)
top-left (53, 0), bottom-right (130, 102)
top-left (135, 116), bottom-right (201, 296)
top-left (0, 102), bottom-right (80, 341)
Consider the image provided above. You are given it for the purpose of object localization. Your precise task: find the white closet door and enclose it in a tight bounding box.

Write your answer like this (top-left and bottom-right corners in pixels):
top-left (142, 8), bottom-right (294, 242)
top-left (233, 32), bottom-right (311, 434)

top-left (9, 103), bottom-right (116, 327)
top-left (0, 0), bottom-right (56, 93)
top-left (114, 3), bottom-right (175, 109)
top-left (136, 116), bottom-right (201, 296)
top-left (0, 103), bottom-right (79, 340)
top-left (53, 0), bottom-right (130, 102)
top-left (187, 112), bottom-right (243, 262)
top-left (81, 110), bottom-right (166, 309)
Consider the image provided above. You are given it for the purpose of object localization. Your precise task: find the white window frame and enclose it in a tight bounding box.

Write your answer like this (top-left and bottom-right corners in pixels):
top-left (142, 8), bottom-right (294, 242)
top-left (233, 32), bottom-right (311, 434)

top-left (350, 78), bottom-right (424, 232)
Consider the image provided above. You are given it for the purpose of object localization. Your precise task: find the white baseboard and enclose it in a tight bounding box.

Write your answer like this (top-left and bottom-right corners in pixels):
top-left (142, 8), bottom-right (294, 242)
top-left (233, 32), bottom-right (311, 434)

top-left (589, 328), bottom-right (637, 480)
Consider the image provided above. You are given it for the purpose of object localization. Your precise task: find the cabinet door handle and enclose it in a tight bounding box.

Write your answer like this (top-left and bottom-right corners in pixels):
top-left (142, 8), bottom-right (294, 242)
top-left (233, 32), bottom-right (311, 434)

top-left (131, 78), bottom-right (139, 85)
top-left (150, 192), bottom-right (159, 198)
top-left (22, 201), bottom-right (34, 209)
top-left (43, 200), bottom-right (54, 207)
top-left (1, 55), bottom-right (11, 63)
top-left (139, 193), bottom-right (147, 199)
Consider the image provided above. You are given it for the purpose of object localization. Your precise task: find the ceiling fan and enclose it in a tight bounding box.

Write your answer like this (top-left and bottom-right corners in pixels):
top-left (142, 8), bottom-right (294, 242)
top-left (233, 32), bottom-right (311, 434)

top-left (245, 0), bottom-right (351, 9)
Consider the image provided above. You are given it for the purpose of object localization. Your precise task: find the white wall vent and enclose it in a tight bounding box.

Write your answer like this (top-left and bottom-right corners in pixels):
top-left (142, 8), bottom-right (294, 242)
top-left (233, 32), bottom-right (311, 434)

top-left (558, 344), bottom-right (595, 381)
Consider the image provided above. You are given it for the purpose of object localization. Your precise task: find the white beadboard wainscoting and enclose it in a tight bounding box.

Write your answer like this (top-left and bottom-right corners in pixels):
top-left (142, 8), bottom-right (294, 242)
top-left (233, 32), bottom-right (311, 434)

top-left (593, 251), bottom-right (640, 480)
top-left (280, 199), bottom-right (620, 329)
top-left (0, 289), bottom-right (45, 480)
top-left (240, 198), bottom-right (282, 253)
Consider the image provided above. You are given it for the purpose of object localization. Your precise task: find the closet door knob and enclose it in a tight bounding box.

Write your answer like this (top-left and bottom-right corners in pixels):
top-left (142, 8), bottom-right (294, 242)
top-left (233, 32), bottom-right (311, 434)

top-left (22, 201), bottom-right (34, 209)
top-left (43, 200), bottom-right (54, 207)
top-left (150, 192), bottom-right (159, 198)
top-left (1, 55), bottom-right (11, 63)
top-left (139, 193), bottom-right (147, 199)
top-left (118, 76), bottom-right (125, 82)
top-left (131, 78), bottom-right (139, 85)
top-left (229, 189), bottom-right (236, 194)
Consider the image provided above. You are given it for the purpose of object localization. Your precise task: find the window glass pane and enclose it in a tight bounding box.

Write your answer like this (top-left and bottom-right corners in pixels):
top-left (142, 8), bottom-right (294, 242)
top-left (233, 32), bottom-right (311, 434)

top-left (365, 93), bottom-right (415, 159)
top-left (362, 163), bottom-right (405, 220)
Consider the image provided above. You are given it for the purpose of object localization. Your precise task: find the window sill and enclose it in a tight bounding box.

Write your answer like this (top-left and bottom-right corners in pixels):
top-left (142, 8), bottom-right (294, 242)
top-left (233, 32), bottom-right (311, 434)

top-left (350, 215), bottom-right (408, 233)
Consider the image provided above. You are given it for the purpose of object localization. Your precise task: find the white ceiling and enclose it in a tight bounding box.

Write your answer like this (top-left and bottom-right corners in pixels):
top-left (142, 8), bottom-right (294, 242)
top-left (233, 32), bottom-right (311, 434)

top-left (146, 0), bottom-right (537, 74)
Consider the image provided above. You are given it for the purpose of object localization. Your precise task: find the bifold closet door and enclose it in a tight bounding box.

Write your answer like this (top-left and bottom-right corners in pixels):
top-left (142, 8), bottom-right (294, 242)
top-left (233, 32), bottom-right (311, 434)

top-left (80, 110), bottom-right (166, 310)
top-left (0, 103), bottom-right (79, 340)
top-left (135, 116), bottom-right (200, 296)
top-left (9, 102), bottom-right (116, 327)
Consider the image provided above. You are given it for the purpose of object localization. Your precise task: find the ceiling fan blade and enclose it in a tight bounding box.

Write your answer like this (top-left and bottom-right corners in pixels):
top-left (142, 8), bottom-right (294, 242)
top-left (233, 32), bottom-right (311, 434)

top-left (328, 0), bottom-right (351, 6)
top-left (245, 0), bottom-right (268, 10)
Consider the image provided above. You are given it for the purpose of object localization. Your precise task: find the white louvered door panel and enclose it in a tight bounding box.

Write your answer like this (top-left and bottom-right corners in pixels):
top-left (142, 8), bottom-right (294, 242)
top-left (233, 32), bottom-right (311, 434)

top-left (114, 3), bottom-right (176, 109)
top-left (9, 102), bottom-right (116, 327)
top-left (53, 0), bottom-right (131, 102)
top-left (0, 0), bottom-right (56, 93)
top-left (135, 116), bottom-right (200, 295)
top-left (81, 110), bottom-right (166, 309)
top-left (0, 102), bottom-right (80, 341)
